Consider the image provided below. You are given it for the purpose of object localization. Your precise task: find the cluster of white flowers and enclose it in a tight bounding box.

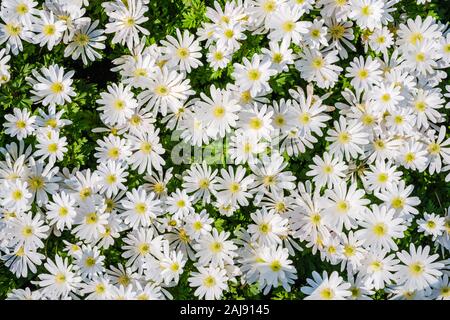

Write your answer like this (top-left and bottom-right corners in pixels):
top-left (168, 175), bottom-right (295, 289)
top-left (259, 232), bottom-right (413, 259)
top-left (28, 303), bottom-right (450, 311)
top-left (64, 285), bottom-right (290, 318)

top-left (1, 0), bottom-right (450, 300)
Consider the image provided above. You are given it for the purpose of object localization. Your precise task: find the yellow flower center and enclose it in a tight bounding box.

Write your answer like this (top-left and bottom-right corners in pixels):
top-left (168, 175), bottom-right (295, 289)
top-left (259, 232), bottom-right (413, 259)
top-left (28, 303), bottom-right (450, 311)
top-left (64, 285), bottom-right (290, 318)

top-left (415, 52), bottom-right (425, 62)
top-left (262, 0), bottom-right (276, 13)
top-left (50, 82), bottom-right (64, 94)
top-left (381, 93), bottom-right (391, 103)
top-left (135, 202), bottom-right (147, 215)
top-left (427, 143), bottom-right (440, 155)
top-left (272, 53), bottom-right (283, 64)
top-left (312, 57), bottom-right (324, 69)
top-left (176, 47), bottom-right (189, 59)
top-left (270, 260), bottom-right (282, 272)
top-left (409, 262), bottom-right (424, 276)
top-left (213, 106), bottom-right (225, 118)
top-left (140, 142), bottom-right (152, 154)
top-left (409, 32), bottom-right (423, 45)
top-left (124, 17), bottom-right (135, 27)
top-left (55, 273), bottom-right (66, 284)
top-left (199, 178), bottom-right (210, 189)
top-left (377, 173), bottom-right (388, 183)
top-left (85, 256), bottom-right (96, 267)
top-left (214, 51), bottom-right (224, 60)
top-left (203, 275), bottom-right (216, 287)
top-left (59, 206), bottom-right (69, 217)
top-left (249, 117), bottom-right (263, 130)
top-left (85, 212), bottom-right (98, 224)
top-left (229, 182), bottom-right (240, 193)
top-left (138, 243), bottom-right (150, 255)
top-left (12, 189), bottom-right (23, 201)
top-left (320, 288), bottom-right (334, 300)
top-left (43, 24), bottom-right (56, 36)
top-left (247, 69), bottom-right (261, 81)
top-left (5, 23), bottom-right (22, 36)
top-left (361, 5), bottom-right (371, 16)
top-left (336, 200), bottom-right (349, 213)
top-left (28, 176), bottom-right (44, 190)
top-left (404, 152), bottom-right (415, 163)
top-left (16, 3), bottom-right (29, 15)
top-left (391, 197), bottom-right (404, 209)
top-left (373, 223), bottom-right (387, 237)
top-left (113, 99), bottom-right (125, 110)
top-left (79, 187), bottom-right (92, 200)
top-left (299, 112), bottom-right (311, 125)
top-left (282, 21), bottom-right (295, 32)
top-left (108, 147), bottom-right (120, 159)
top-left (259, 223), bottom-right (271, 234)
top-left (155, 85), bottom-right (169, 96)
top-left (21, 226), bottom-right (33, 237)
top-left (74, 33), bottom-right (90, 46)
top-left (224, 29), bottom-right (234, 39)
top-left (358, 69), bottom-right (369, 79)
top-left (337, 132), bottom-right (350, 144)
top-left (210, 241), bottom-right (223, 253)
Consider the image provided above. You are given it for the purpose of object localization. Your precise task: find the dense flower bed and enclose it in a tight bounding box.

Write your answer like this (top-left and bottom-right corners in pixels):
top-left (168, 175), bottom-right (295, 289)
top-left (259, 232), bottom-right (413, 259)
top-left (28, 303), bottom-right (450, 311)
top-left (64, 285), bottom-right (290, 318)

top-left (0, 0), bottom-right (449, 300)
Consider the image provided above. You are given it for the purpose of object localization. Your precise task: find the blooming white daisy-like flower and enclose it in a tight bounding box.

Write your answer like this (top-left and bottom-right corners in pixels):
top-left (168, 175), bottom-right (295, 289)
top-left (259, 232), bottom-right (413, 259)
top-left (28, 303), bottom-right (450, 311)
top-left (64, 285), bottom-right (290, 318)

top-left (103, 0), bottom-right (149, 50)
top-left (121, 187), bottom-right (161, 229)
top-left (295, 47), bottom-right (343, 89)
top-left (394, 244), bottom-right (444, 291)
top-left (267, 4), bottom-right (311, 45)
top-left (194, 228), bottom-right (237, 268)
top-left (97, 160), bottom-right (128, 198)
top-left (26, 64), bottom-right (76, 107)
top-left (188, 265), bottom-right (228, 300)
top-left (34, 255), bottom-right (81, 299)
top-left (348, 0), bottom-right (384, 31)
top-left (356, 204), bottom-right (407, 251)
top-left (232, 54), bottom-right (277, 97)
top-left (3, 107), bottom-right (36, 139)
top-left (257, 245), bottom-right (298, 294)
top-left (45, 191), bottom-right (77, 231)
top-left (195, 84), bottom-right (241, 139)
top-left (306, 152), bottom-right (348, 189)
top-left (64, 19), bottom-right (106, 65)
top-left (345, 55), bottom-right (382, 93)
top-left (31, 10), bottom-right (67, 50)
top-left (417, 212), bottom-right (445, 240)
top-left (97, 83), bottom-right (138, 126)
top-left (301, 271), bottom-right (351, 300)
top-left (248, 208), bottom-right (289, 246)
top-left (138, 67), bottom-right (195, 116)
top-left (161, 28), bottom-right (203, 73)
top-left (126, 129), bottom-right (165, 175)
top-left (215, 165), bottom-right (255, 207)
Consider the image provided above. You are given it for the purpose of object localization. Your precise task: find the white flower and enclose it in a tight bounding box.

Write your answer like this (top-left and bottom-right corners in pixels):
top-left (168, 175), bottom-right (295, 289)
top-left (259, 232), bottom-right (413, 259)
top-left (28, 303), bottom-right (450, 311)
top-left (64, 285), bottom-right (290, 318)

top-left (31, 10), bottom-right (66, 50)
top-left (36, 255), bottom-right (81, 298)
top-left (3, 107), bottom-right (36, 139)
top-left (194, 228), bottom-right (237, 268)
top-left (295, 48), bottom-right (342, 89)
top-left (188, 266), bottom-right (228, 300)
top-left (216, 165), bottom-right (254, 207)
top-left (301, 271), bottom-right (351, 300)
top-left (121, 187), bottom-right (161, 229)
top-left (26, 64), bottom-right (76, 107)
top-left (103, 0), bottom-right (149, 50)
top-left (64, 19), bottom-right (106, 65)
top-left (195, 84), bottom-right (241, 139)
top-left (394, 244), bottom-right (444, 291)
top-left (97, 83), bottom-right (138, 126)
top-left (161, 28), bottom-right (203, 73)
top-left (232, 54), bottom-right (277, 97)
top-left (356, 204), bottom-right (407, 251)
